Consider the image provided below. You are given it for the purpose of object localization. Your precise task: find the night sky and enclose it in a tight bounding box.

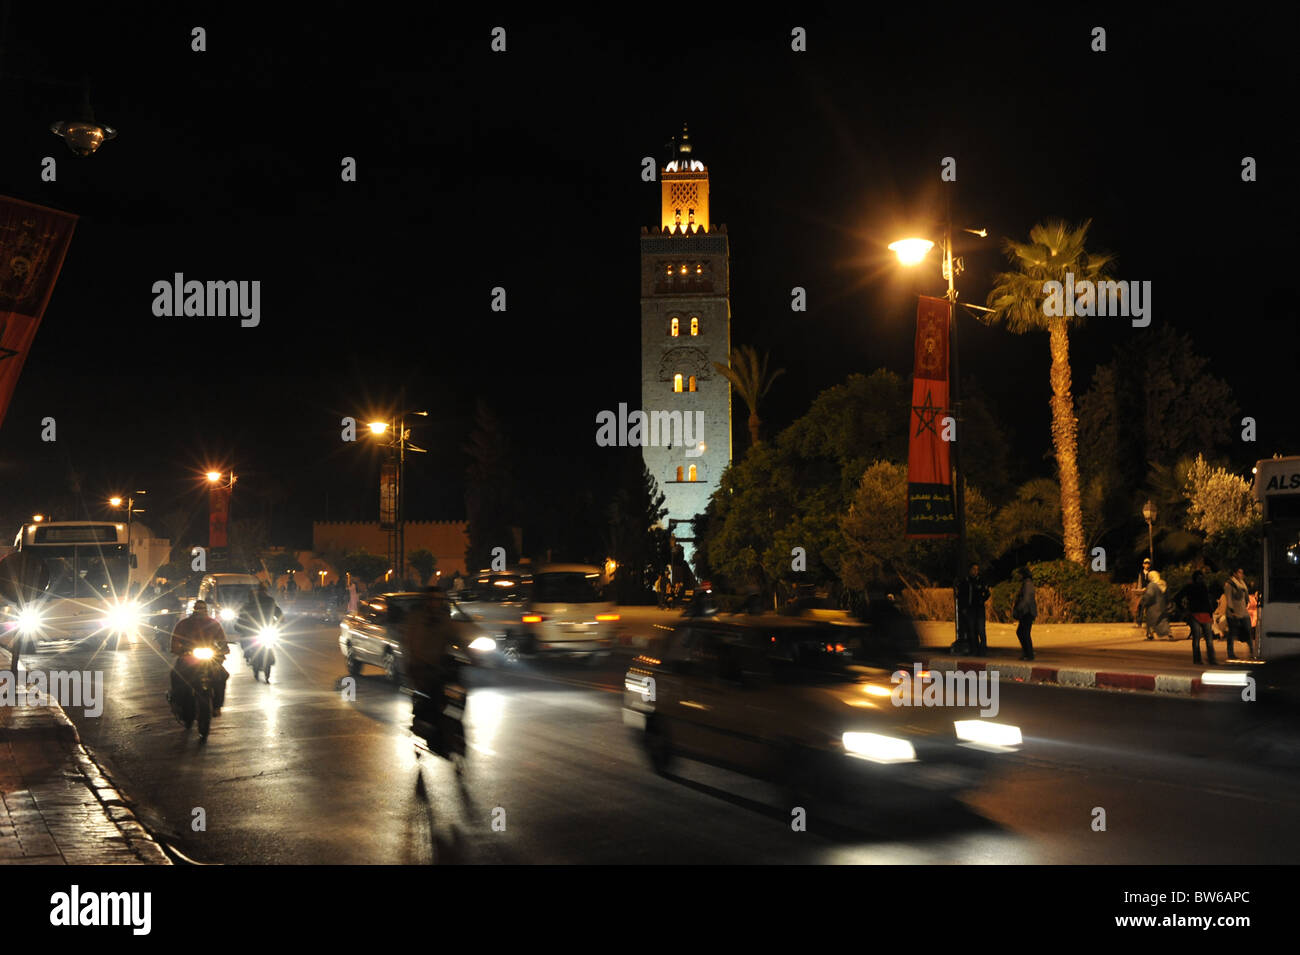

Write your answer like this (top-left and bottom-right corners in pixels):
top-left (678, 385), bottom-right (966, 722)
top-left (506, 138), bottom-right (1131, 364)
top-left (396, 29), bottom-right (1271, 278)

top-left (0, 6), bottom-right (1289, 551)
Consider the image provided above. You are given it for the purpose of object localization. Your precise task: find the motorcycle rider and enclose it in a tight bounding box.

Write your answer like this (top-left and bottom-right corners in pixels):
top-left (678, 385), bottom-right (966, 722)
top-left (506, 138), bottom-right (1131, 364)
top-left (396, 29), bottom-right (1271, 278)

top-left (404, 586), bottom-right (460, 742)
top-left (169, 599), bottom-right (230, 715)
top-left (237, 582), bottom-right (284, 636)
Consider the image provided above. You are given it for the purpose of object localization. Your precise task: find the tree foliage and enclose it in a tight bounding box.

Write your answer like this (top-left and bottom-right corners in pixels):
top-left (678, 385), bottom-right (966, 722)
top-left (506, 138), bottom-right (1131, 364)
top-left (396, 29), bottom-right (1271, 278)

top-left (406, 548), bottom-right (437, 586)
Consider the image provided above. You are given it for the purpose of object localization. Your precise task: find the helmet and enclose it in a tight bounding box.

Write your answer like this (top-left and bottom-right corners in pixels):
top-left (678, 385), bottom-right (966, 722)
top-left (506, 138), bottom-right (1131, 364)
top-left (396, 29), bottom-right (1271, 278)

top-left (192, 599), bottom-right (208, 614)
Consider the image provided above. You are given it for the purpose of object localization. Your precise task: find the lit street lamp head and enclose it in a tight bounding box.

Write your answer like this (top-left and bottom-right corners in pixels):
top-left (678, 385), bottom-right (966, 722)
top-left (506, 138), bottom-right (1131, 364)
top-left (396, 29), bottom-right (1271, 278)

top-left (206, 471), bottom-right (222, 483)
top-left (368, 422), bottom-right (389, 435)
top-left (109, 497), bottom-right (123, 508)
top-left (889, 238), bottom-right (935, 266)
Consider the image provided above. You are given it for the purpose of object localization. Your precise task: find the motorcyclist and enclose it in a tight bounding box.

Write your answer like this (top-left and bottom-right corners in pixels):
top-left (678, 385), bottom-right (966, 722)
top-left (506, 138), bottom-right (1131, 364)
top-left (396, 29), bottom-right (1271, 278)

top-left (169, 599), bottom-right (230, 715)
top-left (404, 586), bottom-right (460, 739)
top-left (237, 582), bottom-right (284, 634)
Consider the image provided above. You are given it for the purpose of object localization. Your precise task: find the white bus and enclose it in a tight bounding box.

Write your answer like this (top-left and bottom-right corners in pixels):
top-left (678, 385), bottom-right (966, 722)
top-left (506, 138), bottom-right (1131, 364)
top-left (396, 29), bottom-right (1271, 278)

top-left (1253, 457), bottom-right (1300, 664)
top-left (6, 520), bottom-right (142, 650)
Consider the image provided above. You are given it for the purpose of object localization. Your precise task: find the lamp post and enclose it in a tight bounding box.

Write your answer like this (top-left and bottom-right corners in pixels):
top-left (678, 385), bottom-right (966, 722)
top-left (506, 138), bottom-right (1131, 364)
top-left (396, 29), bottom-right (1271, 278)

top-left (1142, 499), bottom-right (1157, 564)
top-left (367, 411), bottom-right (428, 581)
top-left (891, 213), bottom-right (991, 643)
top-left (109, 491), bottom-right (146, 593)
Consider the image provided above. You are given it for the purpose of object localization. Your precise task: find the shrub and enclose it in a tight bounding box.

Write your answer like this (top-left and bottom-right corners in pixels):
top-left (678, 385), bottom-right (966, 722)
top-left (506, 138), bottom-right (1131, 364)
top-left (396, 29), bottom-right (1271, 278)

top-left (900, 585), bottom-right (955, 621)
top-left (990, 560), bottom-right (1128, 622)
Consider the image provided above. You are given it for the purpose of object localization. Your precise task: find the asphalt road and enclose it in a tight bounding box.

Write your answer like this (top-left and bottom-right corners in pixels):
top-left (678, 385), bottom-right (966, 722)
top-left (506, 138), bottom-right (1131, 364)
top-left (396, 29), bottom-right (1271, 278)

top-left (22, 618), bottom-right (1300, 864)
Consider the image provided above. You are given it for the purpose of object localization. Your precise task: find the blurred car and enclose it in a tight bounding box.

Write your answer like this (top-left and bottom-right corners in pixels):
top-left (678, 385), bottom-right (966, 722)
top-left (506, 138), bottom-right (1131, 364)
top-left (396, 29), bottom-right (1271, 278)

top-left (452, 569), bottom-right (533, 654)
top-left (521, 564), bottom-right (619, 660)
top-left (189, 573), bottom-right (264, 625)
top-left (623, 614), bottom-right (1022, 810)
top-left (338, 591), bottom-right (496, 684)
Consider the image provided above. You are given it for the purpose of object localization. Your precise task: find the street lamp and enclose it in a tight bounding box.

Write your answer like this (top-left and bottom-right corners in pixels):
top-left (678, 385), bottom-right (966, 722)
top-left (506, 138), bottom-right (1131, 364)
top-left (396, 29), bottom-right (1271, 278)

top-left (49, 83), bottom-right (117, 157)
top-left (206, 470), bottom-right (237, 488)
top-left (1142, 499), bottom-right (1157, 563)
top-left (892, 217), bottom-right (991, 644)
top-left (109, 491), bottom-right (147, 593)
top-left (365, 410), bottom-right (428, 580)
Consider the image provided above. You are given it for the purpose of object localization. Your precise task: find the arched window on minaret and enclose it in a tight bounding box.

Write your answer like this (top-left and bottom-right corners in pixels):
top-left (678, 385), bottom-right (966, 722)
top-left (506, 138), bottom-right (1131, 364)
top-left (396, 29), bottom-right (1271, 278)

top-left (690, 317), bottom-right (699, 336)
top-left (673, 374), bottom-right (683, 393)
top-left (688, 375), bottom-right (697, 392)
top-left (688, 208), bottom-right (695, 227)
top-left (670, 317), bottom-right (679, 337)
top-left (675, 209), bottom-right (682, 228)
top-left (676, 466), bottom-right (684, 482)
top-left (688, 465), bottom-right (698, 482)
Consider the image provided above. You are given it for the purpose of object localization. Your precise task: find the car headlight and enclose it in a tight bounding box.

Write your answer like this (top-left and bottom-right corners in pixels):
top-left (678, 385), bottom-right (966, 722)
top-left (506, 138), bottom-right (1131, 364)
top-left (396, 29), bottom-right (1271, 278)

top-left (17, 606), bottom-right (44, 634)
top-left (220, 608), bottom-right (237, 622)
top-left (258, 626), bottom-right (280, 645)
top-left (953, 720), bottom-right (1022, 751)
top-left (103, 602), bottom-right (141, 633)
top-left (192, 647), bottom-right (215, 661)
top-left (469, 636), bottom-right (497, 652)
top-left (842, 732), bottom-right (917, 764)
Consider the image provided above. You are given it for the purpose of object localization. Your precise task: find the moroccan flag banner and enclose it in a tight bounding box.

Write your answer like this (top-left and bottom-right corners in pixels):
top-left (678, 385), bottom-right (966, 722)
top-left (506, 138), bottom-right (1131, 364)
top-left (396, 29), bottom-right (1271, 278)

top-left (379, 459), bottom-right (398, 530)
top-left (905, 295), bottom-right (956, 538)
top-left (0, 198), bottom-right (78, 430)
top-left (209, 486), bottom-right (231, 549)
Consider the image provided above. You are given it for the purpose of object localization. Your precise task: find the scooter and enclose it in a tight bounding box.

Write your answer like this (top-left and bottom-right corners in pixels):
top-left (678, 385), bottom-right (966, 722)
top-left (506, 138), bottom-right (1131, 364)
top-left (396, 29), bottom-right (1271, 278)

top-left (411, 658), bottom-right (467, 773)
top-left (167, 646), bottom-right (225, 740)
top-left (241, 622), bottom-right (279, 682)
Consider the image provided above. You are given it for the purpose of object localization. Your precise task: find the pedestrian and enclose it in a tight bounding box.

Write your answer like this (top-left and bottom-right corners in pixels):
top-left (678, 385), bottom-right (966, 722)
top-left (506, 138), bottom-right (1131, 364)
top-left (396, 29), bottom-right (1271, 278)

top-left (1174, 570), bottom-right (1217, 665)
top-left (1012, 566), bottom-right (1036, 661)
top-left (1134, 558), bottom-right (1153, 628)
top-left (347, 576), bottom-right (359, 615)
top-left (1141, 570), bottom-right (1170, 639)
top-left (1224, 568), bottom-right (1253, 659)
top-left (957, 563), bottom-right (991, 656)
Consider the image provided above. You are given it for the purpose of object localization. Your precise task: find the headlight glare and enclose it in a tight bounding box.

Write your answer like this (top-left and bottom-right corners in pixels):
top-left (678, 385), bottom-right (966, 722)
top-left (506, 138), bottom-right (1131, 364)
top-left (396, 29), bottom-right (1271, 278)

top-left (469, 636), bottom-right (497, 652)
top-left (842, 732), bottom-right (916, 763)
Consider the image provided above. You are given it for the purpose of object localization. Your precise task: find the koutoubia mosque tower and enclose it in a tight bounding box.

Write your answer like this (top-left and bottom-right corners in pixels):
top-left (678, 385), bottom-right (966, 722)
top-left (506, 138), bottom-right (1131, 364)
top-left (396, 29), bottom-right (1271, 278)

top-left (640, 125), bottom-right (732, 566)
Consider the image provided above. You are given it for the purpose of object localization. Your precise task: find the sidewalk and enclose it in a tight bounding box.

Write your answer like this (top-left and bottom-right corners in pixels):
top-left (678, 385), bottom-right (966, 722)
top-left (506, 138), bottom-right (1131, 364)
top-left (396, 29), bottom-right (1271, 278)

top-left (613, 607), bottom-right (1256, 699)
top-left (0, 646), bottom-right (171, 865)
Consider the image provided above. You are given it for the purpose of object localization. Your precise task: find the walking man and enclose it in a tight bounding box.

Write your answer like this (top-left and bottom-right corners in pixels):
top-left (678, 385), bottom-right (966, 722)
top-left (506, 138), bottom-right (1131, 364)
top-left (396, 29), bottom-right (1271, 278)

top-left (1175, 570), bottom-right (1217, 665)
top-left (1224, 568), bottom-right (1253, 660)
top-left (1134, 558), bottom-right (1153, 629)
top-left (958, 563), bottom-right (991, 657)
top-left (1013, 566), bottom-right (1036, 661)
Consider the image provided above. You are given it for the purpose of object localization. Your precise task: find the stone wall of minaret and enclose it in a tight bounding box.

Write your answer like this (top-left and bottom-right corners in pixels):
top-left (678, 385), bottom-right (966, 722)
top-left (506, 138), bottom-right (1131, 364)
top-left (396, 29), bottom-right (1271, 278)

top-left (639, 224), bottom-right (732, 568)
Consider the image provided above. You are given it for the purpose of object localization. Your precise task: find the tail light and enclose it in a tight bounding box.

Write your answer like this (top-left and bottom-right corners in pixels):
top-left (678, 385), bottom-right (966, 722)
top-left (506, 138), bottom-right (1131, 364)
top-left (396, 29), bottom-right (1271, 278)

top-left (522, 614), bottom-right (543, 623)
top-left (596, 613), bottom-right (620, 622)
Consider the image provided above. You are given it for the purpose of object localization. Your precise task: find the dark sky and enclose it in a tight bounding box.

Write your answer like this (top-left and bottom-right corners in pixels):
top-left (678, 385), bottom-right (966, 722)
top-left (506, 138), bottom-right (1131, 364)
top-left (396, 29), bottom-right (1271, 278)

top-left (0, 6), bottom-right (1290, 549)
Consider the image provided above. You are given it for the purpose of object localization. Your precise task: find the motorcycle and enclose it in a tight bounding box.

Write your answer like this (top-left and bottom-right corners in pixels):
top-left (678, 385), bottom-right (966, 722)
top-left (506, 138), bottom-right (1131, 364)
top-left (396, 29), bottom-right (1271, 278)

top-left (241, 622), bottom-right (280, 682)
top-left (167, 646), bottom-right (225, 740)
top-left (411, 658), bottom-right (467, 773)
top-left (234, 607), bottom-right (282, 682)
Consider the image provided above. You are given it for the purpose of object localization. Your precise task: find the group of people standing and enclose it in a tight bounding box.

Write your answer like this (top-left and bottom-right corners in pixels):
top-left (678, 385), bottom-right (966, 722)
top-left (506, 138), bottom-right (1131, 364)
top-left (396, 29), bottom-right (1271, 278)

top-left (1136, 559), bottom-right (1258, 663)
top-left (954, 562), bottom-right (1039, 661)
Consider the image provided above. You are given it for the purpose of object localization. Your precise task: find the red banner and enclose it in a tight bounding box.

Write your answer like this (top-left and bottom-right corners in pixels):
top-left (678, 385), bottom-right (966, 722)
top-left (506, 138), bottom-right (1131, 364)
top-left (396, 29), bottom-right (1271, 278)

top-left (0, 198), bottom-right (78, 430)
top-left (379, 460), bottom-right (398, 530)
top-left (905, 295), bottom-right (956, 538)
top-left (209, 486), bottom-right (230, 549)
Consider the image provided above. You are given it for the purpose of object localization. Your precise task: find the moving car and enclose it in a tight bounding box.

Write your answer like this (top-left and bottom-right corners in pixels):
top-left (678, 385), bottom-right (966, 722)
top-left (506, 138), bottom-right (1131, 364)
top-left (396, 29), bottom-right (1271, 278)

top-left (338, 591), bottom-right (496, 684)
top-left (452, 569), bottom-right (533, 654)
top-left (623, 613), bottom-right (1022, 812)
top-left (192, 573), bottom-right (264, 625)
top-left (520, 564), bottom-right (619, 660)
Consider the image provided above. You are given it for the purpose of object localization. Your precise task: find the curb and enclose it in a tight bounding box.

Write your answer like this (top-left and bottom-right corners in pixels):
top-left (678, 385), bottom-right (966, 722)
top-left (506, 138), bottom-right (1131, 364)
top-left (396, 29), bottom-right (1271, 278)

top-left (921, 656), bottom-right (1250, 699)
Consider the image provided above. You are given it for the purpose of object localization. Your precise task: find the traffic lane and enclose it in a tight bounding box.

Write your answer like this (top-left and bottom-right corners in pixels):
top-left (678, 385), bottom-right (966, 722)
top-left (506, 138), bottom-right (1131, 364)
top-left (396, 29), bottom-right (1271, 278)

top-left (28, 626), bottom-right (1300, 863)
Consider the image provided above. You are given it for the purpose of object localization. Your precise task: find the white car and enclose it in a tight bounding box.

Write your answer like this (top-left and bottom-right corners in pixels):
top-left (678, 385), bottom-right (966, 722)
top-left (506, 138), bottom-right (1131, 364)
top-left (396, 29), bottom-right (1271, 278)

top-left (521, 564), bottom-right (619, 660)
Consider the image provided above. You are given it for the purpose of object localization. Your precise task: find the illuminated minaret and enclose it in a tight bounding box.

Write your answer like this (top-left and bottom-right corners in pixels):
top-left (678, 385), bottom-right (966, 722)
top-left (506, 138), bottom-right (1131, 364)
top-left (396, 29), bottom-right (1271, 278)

top-left (639, 125), bottom-right (732, 568)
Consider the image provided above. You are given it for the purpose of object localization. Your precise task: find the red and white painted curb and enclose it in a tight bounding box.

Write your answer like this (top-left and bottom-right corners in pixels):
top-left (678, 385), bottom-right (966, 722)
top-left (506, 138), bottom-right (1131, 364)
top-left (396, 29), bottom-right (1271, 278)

top-left (923, 656), bottom-right (1252, 698)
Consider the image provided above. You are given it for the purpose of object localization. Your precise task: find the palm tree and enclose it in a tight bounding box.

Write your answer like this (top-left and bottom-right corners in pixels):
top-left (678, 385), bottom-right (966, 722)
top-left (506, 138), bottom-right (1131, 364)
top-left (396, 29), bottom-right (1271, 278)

top-left (713, 345), bottom-right (785, 450)
top-left (986, 219), bottom-right (1115, 565)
